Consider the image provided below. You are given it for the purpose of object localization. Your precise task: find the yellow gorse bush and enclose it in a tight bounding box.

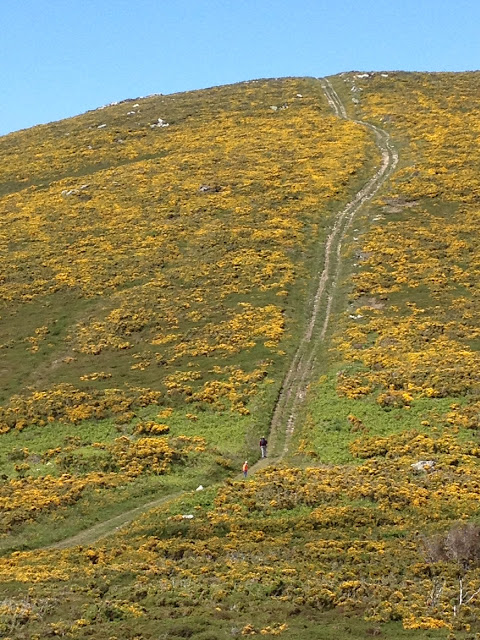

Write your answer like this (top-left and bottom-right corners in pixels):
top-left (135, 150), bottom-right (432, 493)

top-left (329, 73), bottom-right (480, 407)
top-left (3, 72), bottom-right (480, 637)
top-left (0, 434), bottom-right (208, 533)
top-left (0, 77), bottom-right (375, 422)
top-left (5, 429), bottom-right (480, 630)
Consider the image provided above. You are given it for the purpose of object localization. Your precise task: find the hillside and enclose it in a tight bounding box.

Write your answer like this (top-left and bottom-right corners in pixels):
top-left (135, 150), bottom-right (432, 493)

top-left (1, 72), bottom-right (480, 639)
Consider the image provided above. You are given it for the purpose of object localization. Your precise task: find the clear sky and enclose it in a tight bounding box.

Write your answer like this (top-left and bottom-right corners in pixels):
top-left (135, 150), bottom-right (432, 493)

top-left (1, 0), bottom-right (479, 136)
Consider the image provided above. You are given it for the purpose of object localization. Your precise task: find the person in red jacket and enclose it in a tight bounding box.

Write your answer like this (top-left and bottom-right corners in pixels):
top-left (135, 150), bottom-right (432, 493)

top-left (242, 460), bottom-right (248, 478)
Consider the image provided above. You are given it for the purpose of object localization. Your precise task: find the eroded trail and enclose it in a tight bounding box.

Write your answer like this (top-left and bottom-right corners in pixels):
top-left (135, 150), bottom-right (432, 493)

top-left (265, 77), bottom-right (398, 458)
top-left (48, 492), bottom-right (184, 550)
top-left (44, 78), bottom-right (398, 549)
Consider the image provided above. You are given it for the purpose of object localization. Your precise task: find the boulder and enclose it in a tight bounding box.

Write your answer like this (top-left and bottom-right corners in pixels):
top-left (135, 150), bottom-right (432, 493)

top-left (411, 460), bottom-right (436, 473)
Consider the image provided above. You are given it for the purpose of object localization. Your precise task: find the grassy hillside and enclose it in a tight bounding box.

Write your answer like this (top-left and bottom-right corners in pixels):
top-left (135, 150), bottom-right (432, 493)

top-left (0, 77), bottom-right (377, 547)
top-left (1, 72), bottom-right (480, 639)
top-left (294, 72), bottom-right (480, 458)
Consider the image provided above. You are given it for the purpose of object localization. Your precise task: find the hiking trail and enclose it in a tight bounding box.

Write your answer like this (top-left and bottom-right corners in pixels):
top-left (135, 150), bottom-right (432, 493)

top-left (44, 77), bottom-right (398, 550)
top-left (264, 76), bottom-right (398, 460)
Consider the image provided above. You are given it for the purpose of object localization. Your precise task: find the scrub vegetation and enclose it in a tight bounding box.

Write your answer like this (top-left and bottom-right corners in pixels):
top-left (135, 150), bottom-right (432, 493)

top-left (1, 72), bottom-right (480, 638)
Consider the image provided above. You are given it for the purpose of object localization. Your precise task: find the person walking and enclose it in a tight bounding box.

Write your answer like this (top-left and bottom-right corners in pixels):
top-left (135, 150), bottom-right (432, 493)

top-left (242, 460), bottom-right (248, 478)
top-left (259, 437), bottom-right (268, 459)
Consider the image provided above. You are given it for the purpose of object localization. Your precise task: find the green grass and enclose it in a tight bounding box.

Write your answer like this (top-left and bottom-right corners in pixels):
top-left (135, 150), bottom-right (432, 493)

top-left (292, 370), bottom-right (463, 464)
top-left (3, 72), bottom-right (480, 638)
top-left (0, 455), bottom-right (232, 554)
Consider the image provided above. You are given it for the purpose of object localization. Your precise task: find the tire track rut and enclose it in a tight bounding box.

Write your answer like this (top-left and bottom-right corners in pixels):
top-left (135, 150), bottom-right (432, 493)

top-left (266, 77), bottom-right (398, 457)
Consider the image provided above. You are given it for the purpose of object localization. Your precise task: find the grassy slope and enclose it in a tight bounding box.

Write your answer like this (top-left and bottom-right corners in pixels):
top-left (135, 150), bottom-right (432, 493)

top-left (0, 77), bottom-right (378, 552)
top-left (295, 71), bottom-right (480, 459)
top-left (2, 72), bottom-right (480, 639)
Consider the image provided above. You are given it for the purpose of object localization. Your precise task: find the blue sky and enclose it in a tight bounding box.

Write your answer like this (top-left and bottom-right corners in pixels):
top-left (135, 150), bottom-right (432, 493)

top-left (1, 0), bottom-right (479, 136)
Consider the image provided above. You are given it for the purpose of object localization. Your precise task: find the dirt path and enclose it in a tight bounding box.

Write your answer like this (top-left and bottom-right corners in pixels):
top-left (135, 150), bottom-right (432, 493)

top-left (265, 77), bottom-right (398, 458)
top-left (45, 77), bottom-right (398, 550)
top-left (47, 492), bottom-right (184, 550)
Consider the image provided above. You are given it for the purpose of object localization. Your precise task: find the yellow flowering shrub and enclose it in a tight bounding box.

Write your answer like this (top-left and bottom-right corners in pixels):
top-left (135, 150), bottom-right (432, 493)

top-left (5, 440), bottom-right (480, 632)
top-left (328, 72), bottom-right (480, 419)
top-left (3, 71), bottom-right (480, 637)
top-left (0, 77), bottom-right (376, 432)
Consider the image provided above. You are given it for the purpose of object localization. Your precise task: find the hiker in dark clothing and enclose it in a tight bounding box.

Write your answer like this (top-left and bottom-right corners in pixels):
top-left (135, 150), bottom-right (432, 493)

top-left (259, 437), bottom-right (268, 458)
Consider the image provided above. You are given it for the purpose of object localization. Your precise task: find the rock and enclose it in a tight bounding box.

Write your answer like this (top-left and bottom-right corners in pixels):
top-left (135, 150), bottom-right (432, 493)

top-left (198, 184), bottom-right (221, 193)
top-left (411, 460), bottom-right (436, 473)
top-left (270, 105), bottom-right (278, 111)
top-left (98, 101), bottom-right (118, 110)
top-left (150, 118), bottom-right (169, 128)
top-left (357, 252), bottom-right (372, 262)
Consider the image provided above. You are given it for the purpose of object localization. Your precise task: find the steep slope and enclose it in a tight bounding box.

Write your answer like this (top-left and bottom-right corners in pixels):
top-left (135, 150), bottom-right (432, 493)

top-left (0, 78), bottom-right (378, 551)
top-left (295, 72), bottom-right (480, 460)
top-left (267, 78), bottom-right (398, 457)
top-left (23, 78), bottom-right (398, 553)
top-left (2, 72), bottom-right (480, 639)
